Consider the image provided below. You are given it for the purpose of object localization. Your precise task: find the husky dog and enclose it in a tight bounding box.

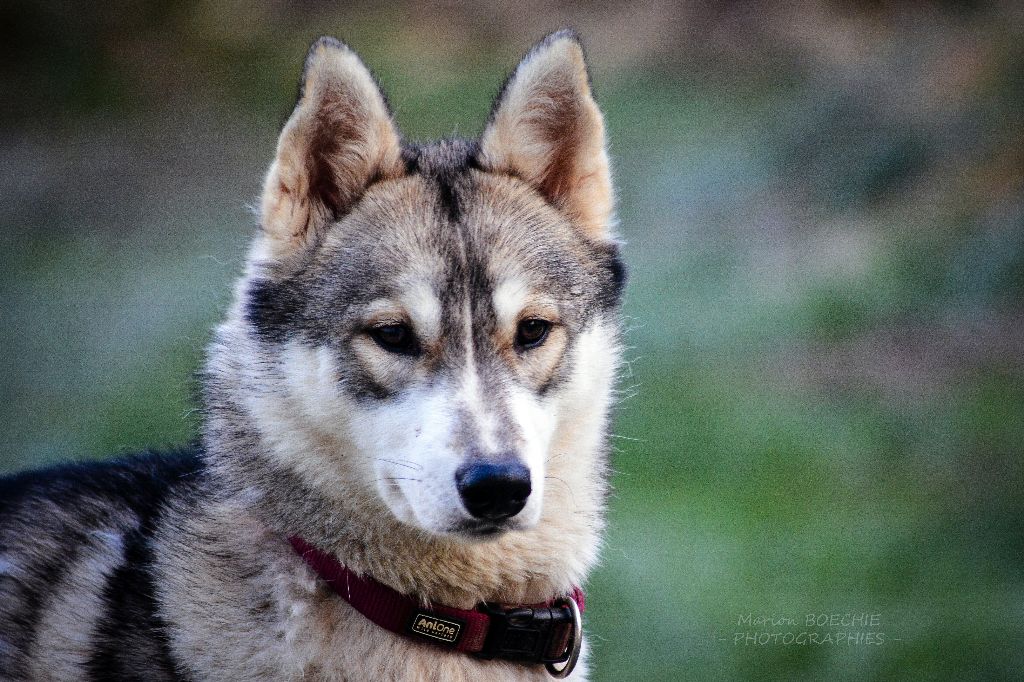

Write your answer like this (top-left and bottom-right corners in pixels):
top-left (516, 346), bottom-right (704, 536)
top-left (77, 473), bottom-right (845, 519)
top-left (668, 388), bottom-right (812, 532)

top-left (0, 30), bottom-right (624, 681)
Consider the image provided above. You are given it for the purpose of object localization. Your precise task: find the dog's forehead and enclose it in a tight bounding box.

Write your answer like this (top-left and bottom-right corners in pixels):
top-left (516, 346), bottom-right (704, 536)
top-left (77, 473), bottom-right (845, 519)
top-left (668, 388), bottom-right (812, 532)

top-left (317, 149), bottom-right (594, 310)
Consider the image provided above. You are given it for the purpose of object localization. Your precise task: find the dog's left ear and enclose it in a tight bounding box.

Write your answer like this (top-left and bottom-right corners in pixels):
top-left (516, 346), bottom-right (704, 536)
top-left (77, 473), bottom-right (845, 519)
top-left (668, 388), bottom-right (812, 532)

top-left (479, 31), bottom-right (613, 240)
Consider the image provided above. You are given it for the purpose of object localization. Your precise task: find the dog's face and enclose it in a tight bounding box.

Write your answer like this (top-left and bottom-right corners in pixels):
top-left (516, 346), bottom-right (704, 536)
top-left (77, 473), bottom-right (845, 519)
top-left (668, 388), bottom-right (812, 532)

top-left (235, 33), bottom-right (622, 540)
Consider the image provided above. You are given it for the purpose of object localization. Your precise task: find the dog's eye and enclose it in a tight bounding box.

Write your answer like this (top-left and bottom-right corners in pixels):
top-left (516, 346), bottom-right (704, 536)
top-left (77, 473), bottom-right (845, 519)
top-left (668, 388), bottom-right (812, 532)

top-left (368, 323), bottom-right (418, 355)
top-left (515, 318), bottom-right (551, 349)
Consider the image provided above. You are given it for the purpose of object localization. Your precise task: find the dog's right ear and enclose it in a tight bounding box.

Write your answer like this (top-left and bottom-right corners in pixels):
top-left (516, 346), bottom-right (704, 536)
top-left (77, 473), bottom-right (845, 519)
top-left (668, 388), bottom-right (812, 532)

top-left (259, 38), bottom-right (403, 264)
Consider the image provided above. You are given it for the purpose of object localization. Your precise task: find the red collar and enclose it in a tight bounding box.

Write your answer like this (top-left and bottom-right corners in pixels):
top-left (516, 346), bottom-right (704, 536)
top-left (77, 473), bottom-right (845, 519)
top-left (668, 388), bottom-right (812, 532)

top-left (289, 536), bottom-right (584, 677)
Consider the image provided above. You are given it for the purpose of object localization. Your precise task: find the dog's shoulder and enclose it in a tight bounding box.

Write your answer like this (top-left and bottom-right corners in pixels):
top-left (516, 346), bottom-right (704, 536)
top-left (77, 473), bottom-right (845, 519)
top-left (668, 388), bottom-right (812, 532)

top-left (0, 446), bottom-right (207, 532)
top-left (0, 449), bottom-right (206, 680)
top-left (0, 448), bottom-right (205, 519)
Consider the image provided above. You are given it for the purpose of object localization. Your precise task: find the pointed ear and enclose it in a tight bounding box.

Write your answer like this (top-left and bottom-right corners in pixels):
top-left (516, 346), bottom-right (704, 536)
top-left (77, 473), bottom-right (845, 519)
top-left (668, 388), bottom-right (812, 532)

top-left (259, 37), bottom-right (403, 262)
top-left (479, 31), bottom-right (613, 240)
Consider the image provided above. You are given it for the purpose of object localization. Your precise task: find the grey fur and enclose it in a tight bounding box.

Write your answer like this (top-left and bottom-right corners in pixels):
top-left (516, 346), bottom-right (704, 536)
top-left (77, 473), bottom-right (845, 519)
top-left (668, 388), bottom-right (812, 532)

top-left (0, 31), bottom-right (624, 681)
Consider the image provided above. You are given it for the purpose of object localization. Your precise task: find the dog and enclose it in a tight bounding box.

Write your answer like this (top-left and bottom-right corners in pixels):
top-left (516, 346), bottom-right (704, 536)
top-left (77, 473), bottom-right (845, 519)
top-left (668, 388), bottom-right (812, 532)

top-left (0, 30), bottom-right (625, 681)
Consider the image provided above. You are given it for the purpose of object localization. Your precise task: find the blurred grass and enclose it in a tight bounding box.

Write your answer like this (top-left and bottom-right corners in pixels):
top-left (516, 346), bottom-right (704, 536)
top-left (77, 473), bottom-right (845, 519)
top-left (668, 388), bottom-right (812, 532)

top-left (2, 2), bottom-right (1023, 679)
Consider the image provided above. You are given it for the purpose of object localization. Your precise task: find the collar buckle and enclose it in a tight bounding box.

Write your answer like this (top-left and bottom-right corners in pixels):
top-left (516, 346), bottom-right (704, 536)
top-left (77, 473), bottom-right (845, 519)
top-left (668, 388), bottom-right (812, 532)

top-left (476, 599), bottom-right (581, 675)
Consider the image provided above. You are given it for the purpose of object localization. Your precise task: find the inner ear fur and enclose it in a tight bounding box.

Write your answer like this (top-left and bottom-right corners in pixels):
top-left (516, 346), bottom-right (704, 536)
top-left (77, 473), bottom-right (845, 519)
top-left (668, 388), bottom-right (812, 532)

top-left (259, 37), bottom-right (403, 263)
top-left (479, 30), bottom-right (614, 240)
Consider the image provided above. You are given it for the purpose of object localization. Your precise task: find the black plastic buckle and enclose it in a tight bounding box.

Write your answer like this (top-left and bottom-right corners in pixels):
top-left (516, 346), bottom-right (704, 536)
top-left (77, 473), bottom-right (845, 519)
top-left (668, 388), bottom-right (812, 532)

top-left (476, 602), bottom-right (574, 664)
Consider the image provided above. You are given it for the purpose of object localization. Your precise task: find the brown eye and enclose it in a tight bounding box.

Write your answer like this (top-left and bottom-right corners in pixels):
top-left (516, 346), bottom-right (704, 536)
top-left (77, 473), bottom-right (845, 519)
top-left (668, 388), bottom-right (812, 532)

top-left (515, 318), bottom-right (551, 349)
top-left (368, 323), bottom-right (418, 355)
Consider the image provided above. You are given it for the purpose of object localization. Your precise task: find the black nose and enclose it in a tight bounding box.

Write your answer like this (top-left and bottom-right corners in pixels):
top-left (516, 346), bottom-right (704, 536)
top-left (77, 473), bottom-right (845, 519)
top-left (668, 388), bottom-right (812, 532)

top-left (455, 462), bottom-right (532, 521)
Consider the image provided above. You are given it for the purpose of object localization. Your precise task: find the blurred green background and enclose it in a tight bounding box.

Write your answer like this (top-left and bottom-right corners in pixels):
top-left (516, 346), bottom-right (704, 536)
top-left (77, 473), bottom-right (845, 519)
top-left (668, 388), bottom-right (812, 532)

top-left (2, 1), bottom-right (1023, 679)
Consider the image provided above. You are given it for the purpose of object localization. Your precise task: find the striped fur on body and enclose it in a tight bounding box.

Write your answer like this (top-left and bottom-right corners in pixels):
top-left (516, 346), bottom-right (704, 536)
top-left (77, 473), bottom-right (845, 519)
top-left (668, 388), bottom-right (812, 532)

top-left (0, 451), bottom-right (204, 680)
top-left (1, 30), bottom-right (624, 681)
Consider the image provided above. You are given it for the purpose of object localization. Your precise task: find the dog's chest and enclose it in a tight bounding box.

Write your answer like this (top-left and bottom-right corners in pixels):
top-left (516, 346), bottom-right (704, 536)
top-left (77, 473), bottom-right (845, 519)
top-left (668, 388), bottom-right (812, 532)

top-left (160, 533), bottom-right (586, 681)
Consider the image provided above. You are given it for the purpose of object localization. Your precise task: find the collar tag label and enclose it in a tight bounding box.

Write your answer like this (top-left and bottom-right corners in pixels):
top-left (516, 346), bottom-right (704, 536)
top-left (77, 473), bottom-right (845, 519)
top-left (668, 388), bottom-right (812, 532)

top-left (409, 612), bottom-right (463, 644)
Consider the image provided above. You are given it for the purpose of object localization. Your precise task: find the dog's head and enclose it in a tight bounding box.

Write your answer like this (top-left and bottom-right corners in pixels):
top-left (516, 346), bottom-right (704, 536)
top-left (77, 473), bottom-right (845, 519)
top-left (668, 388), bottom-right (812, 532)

top-left (221, 32), bottom-right (624, 542)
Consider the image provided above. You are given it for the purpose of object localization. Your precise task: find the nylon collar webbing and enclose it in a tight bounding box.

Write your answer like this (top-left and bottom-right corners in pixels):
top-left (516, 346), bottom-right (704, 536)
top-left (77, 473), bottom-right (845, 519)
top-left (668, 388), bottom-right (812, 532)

top-left (288, 536), bottom-right (584, 673)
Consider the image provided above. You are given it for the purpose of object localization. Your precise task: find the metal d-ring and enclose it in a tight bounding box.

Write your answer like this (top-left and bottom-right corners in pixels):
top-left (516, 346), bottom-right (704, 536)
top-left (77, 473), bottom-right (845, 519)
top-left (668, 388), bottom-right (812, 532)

top-left (546, 597), bottom-right (583, 678)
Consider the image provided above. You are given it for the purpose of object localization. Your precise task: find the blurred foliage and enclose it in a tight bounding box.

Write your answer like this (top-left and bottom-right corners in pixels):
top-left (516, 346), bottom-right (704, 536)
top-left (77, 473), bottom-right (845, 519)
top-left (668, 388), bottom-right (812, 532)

top-left (2, 1), bottom-right (1023, 679)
